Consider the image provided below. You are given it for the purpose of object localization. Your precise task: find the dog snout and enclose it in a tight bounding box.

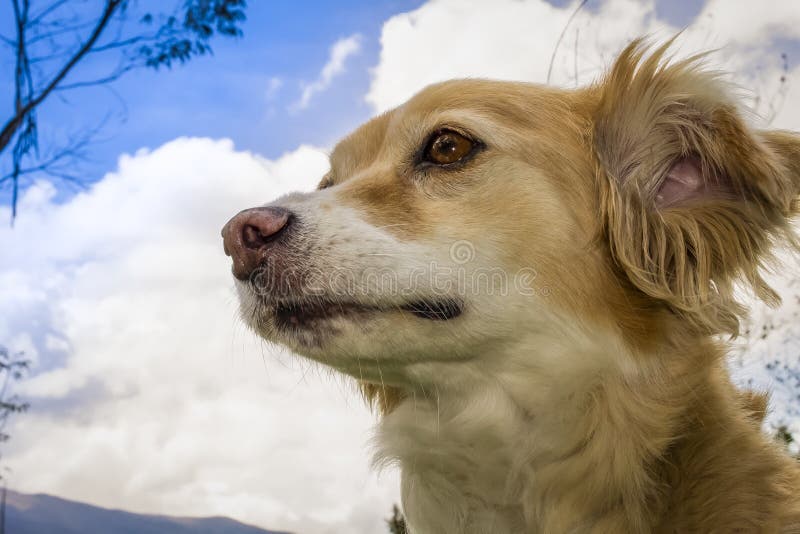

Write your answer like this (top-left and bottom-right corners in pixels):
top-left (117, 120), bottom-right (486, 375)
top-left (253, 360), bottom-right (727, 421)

top-left (222, 206), bottom-right (292, 281)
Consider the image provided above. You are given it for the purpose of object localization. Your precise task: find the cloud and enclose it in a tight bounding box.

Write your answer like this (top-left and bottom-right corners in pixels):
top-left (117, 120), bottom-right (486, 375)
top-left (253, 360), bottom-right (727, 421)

top-left (366, 0), bottom-right (800, 129)
top-left (0, 139), bottom-right (399, 534)
top-left (367, 0), bottom-right (667, 112)
top-left (293, 34), bottom-right (363, 111)
top-left (265, 76), bottom-right (284, 100)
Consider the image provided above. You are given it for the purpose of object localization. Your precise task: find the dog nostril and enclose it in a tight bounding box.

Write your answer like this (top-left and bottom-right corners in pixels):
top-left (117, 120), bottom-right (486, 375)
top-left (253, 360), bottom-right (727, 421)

top-left (242, 223), bottom-right (278, 249)
top-left (222, 206), bottom-right (292, 280)
top-left (236, 207), bottom-right (291, 251)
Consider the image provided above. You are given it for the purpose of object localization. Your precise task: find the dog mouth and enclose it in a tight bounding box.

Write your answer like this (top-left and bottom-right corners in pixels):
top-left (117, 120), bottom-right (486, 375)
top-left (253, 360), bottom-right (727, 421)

top-left (272, 297), bottom-right (463, 331)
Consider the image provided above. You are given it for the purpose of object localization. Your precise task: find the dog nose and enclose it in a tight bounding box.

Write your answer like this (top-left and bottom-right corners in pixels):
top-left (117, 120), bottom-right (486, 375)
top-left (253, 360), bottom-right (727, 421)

top-left (222, 207), bottom-right (292, 280)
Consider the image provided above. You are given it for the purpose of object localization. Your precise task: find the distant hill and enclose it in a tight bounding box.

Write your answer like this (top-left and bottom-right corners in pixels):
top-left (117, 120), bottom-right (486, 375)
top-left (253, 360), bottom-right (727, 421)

top-left (4, 490), bottom-right (290, 534)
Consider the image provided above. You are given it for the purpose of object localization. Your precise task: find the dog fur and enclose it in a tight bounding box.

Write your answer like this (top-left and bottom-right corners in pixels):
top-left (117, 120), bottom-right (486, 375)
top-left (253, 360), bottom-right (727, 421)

top-left (226, 39), bottom-right (800, 532)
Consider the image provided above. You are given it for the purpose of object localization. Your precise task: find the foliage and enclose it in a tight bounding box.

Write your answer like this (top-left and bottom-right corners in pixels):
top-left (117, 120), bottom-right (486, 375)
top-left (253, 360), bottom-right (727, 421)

top-left (138, 0), bottom-right (246, 69)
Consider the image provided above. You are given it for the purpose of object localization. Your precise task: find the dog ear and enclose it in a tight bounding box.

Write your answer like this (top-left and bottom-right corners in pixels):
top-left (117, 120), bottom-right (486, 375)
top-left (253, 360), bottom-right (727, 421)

top-left (593, 39), bottom-right (800, 335)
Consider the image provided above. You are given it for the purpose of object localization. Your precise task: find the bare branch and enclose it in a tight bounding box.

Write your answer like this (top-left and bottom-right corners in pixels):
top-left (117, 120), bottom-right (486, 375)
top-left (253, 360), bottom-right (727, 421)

top-left (10, 0), bottom-right (34, 221)
top-left (0, 345), bottom-right (29, 443)
top-left (27, 0), bottom-right (71, 26)
top-left (0, 115), bottom-right (110, 185)
top-left (547, 0), bottom-right (588, 85)
top-left (26, 20), bottom-right (98, 47)
top-left (573, 28), bottom-right (579, 87)
top-left (54, 63), bottom-right (135, 91)
top-left (89, 34), bottom-right (148, 53)
top-left (764, 52), bottom-right (790, 125)
top-left (0, 0), bottom-right (125, 156)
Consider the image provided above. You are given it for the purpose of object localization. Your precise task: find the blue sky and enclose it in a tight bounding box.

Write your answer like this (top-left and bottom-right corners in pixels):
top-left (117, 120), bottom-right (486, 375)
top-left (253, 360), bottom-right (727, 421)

top-left (0, 0), bottom-right (426, 201)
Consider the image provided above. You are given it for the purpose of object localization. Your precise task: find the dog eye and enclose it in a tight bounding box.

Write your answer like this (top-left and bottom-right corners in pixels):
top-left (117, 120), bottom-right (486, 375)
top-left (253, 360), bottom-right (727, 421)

top-left (423, 130), bottom-right (474, 165)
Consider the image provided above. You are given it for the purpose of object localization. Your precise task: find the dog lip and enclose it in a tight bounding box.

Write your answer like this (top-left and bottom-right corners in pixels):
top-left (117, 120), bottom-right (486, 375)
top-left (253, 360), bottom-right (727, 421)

top-left (274, 300), bottom-right (374, 330)
top-left (270, 297), bottom-right (463, 331)
top-left (401, 299), bottom-right (463, 320)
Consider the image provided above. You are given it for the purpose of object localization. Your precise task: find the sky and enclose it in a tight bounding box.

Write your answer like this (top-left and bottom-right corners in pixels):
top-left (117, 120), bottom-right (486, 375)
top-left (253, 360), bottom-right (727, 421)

top-left (1, 1), bottom-right (800, 533)
top-left (0, 0), bottom-right (426, 194)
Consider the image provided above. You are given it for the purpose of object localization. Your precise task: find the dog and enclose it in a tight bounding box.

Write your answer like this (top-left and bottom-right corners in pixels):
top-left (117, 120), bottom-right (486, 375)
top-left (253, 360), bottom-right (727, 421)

top-left (222, 39), bottom-right (800, 532)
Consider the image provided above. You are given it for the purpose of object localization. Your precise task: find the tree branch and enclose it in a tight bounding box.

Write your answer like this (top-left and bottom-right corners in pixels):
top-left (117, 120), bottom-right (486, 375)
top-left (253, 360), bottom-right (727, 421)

top-left (27, 0), bottom-right (71, 27)
top-left (26, 20), bottom-right (98, 47)
top-left (10, 0), bottom-right (32, 221)
top-left (546, 0), bottom-right (588, 85)
top-left (0, 0), bottom-right (124, 155)
top-left (54, 63), bottom-right (135, 91)
top-left (0, 115), bottom-right (109, 186)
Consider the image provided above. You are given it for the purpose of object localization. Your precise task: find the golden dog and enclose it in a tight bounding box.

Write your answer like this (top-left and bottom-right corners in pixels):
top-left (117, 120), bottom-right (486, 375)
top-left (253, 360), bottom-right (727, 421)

top-left (223, 39), bottom-right (800, 532)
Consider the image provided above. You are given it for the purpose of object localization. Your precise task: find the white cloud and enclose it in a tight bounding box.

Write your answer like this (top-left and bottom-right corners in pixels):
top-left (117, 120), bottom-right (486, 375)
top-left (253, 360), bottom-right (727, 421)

top-left (367, 0), bottom-right (667, 112)
top-left (366, 0), bottom-right (800, 130)
top-left (293, 34), bottom-right (363, 111)
top-left (689, 0), bottom-right (800, 47)
top-left (1, 138), bottom-right (399, 534)
top-left (265, 76), bottom-right (284, 100)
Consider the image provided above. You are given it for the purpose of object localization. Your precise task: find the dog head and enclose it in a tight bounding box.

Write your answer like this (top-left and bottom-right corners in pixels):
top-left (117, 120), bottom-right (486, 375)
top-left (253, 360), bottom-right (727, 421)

top-left (223, 39), bottom-right (800, 406)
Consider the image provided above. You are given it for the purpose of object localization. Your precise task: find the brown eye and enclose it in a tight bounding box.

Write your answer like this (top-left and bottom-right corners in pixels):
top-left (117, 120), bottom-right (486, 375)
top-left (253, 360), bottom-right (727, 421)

top-left (424, 130), bottom-right (475, 165)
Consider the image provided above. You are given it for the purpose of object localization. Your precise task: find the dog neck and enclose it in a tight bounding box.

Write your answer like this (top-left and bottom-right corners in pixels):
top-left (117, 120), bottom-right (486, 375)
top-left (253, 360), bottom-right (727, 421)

top-left (371, 327), bottom-right (785, 532)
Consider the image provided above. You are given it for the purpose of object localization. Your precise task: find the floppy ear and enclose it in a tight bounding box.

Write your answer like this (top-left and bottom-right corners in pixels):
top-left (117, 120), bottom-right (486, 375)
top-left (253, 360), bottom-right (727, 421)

top-left (594, 39), bottom-right (800, 335)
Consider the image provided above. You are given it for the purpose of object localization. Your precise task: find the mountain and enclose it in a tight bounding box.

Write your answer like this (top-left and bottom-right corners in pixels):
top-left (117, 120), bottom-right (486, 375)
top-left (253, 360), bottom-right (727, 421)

top-left (4, 490), bottom-right (290, 534)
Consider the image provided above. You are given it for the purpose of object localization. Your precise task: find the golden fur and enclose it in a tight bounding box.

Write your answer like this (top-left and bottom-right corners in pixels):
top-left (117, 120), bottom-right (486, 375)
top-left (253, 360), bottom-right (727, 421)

top-left (228, 39), bottom-right (800, 532)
